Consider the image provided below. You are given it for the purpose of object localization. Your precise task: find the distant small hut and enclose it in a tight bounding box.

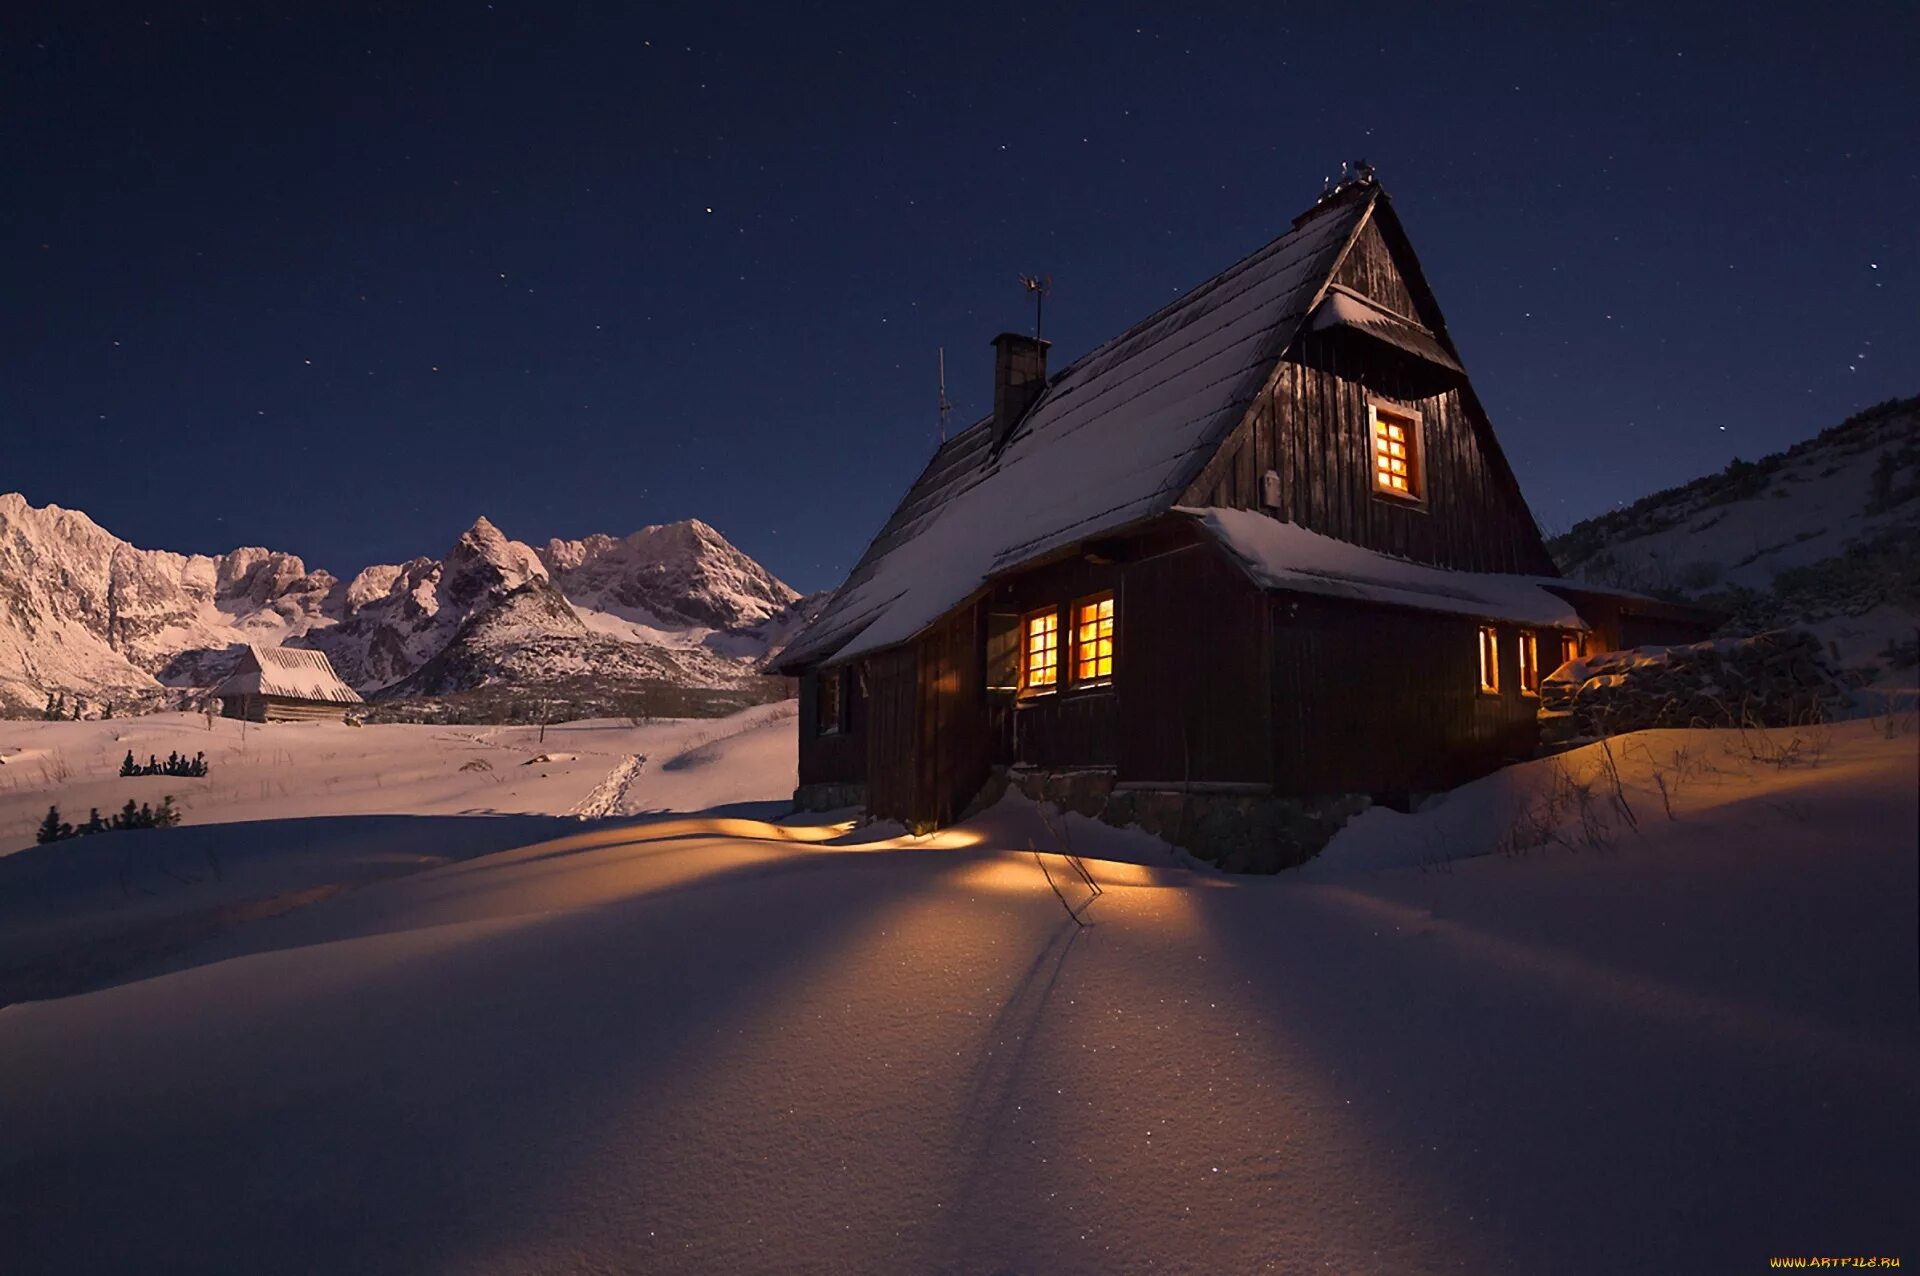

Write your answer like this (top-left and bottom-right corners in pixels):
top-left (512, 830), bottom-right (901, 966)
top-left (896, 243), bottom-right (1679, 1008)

top-left (215, 645), bottom-right (363, 723)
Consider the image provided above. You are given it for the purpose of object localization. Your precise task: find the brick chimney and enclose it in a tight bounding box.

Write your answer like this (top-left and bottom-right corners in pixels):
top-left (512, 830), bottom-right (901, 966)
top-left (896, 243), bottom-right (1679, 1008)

top-left (990, 332), bottom-right (1050, 449)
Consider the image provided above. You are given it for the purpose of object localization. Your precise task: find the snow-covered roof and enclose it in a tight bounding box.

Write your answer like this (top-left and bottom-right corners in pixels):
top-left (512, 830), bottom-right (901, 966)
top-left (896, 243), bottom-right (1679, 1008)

top-left (1186, 506), bottom-right (1590, 630)
top-left (216, 644), bottom-right (364, 704)
top-left (1306, 285), bottom-right (1463, 374)
top-left (777, 191), bottom-right (1373, 672)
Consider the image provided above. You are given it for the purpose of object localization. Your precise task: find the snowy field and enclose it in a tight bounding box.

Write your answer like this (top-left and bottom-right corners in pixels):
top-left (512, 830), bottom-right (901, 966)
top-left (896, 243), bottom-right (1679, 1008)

top-left (0, 705), bottom-right (1915, 1273)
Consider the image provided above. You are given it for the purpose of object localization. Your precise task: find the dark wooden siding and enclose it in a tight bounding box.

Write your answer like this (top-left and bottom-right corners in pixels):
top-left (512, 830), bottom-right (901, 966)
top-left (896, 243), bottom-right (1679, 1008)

top-left (1188, 355), bottom-right (1554, 575)
top-left (1331, 218), bottom-right (1422, 322)
top-left (796, 670), bottom-right (865, 788)
top-left (862, 646), bottom-right (919, 822)
top-left (915, 601), bottom-right (991, 825)
top-left (1116, 544), bottom-right (1270, 784)
top-left (1268, 596), bottom-right (1544, 796)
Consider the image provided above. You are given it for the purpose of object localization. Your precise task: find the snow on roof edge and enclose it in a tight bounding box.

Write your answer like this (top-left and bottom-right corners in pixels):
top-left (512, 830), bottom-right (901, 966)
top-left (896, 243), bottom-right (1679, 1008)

top-left (1183, 506), bottom-right (1589, 630)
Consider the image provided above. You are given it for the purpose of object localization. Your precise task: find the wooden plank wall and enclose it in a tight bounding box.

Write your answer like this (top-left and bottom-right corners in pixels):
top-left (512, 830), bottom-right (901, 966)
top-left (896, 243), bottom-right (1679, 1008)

top-left (796, 671), bottom-right (866, 787)
top-left (1331, 220), bottom-right (1420, 319)
top-left (915, 601), bottom-right (990, 825)
top-left (1183, 205), bottom-right (1556, 577)
top-left (1191, 356), bottom-right (1554, 576)
top-left (861, 646), bottom-right (920, 821)
top-left (1116, 544), bottom-right (1270, 784)
top-left (1268, 595), bottom-right (1543, 796)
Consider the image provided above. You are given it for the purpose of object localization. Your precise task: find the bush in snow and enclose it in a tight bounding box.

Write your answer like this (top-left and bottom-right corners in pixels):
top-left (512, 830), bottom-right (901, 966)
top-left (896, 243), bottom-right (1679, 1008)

top-left (1539, 629), bottom-right (1851, 749)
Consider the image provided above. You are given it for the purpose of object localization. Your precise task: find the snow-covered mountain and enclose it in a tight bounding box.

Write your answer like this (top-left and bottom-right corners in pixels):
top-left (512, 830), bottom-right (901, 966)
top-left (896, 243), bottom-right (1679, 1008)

top-left (0, 494), bottom-right (811, 716)
top-left (1548, 395), bottom-right (1919, 683)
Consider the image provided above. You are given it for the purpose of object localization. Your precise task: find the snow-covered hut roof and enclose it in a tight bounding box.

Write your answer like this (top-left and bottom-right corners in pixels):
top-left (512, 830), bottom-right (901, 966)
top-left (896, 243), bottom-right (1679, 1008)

top-left (1186, 506), bottom-right (1590, 630)
top-left (216, 644), bottom-right (364, 704)
top-left (775, 190), bottom-right (1374, 673)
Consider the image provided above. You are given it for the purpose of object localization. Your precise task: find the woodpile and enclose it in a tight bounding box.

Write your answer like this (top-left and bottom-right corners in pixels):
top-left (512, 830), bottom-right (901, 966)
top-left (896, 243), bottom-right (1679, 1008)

top-left (1539, 629), bottom-right (1850, 748)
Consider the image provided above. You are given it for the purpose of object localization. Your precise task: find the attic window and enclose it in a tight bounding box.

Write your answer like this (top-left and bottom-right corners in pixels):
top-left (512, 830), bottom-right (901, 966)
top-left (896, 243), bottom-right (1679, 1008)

top-left (1072, 594), bottom-right (1115, 685)
top-left (1370, 403), bottom-right (1423, 500)
top-left (816, 669), bottom-right (846, 735)
top-left (1518, 631), bottom-right (1540, 696)
top-left (1021, 608), bottom-right (1060, 693)
top-left (1477, 626), bottom-right (1500, 695)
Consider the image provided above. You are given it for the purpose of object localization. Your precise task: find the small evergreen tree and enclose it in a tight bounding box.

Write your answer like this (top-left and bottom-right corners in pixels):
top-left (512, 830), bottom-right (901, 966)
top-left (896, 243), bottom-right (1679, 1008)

top-left (153, 796), bottom-right (181, 828)
top-left (36, 806), bottom-right (70, 844)
top-left (121, 750), bottom-right (137, 777)
top-left (102, 703), bottom-right (114, 720)
top-left (114, 799), bottom-right (140, 830)
top-left (82, 808), bottom-right (107, 835)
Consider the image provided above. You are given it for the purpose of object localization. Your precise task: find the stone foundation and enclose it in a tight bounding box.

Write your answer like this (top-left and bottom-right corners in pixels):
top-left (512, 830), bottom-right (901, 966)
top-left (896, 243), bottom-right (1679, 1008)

top-left (793, 781), bottom-right (867, 813)
top-left (1002, 766), bottom-right (1369, 874)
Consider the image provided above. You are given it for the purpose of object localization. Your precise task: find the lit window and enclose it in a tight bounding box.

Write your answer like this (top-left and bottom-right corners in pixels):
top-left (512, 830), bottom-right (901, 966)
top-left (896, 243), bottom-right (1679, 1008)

top-left (1518, 631), bottom-right (1540, 696)
top-left (1370, 403), bottom-right (1422, 499)
top-left (1022, 608), bottom-right (1059, 692)
top-left (1558, 633), bottom-right (1586, 669)
top-left (816, 669), bottom-right (844, 735)
top-left (1477, 626), bottom-right (1500, 694)
top-left (1073, 594), bottom-right (1115, 684)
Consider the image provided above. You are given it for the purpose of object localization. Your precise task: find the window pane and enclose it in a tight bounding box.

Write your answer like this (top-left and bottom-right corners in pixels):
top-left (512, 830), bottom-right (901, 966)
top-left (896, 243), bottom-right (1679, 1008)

top-left (1024, 611), bottom-right (1058, 689)
top-left (1073, 595), bottom-right (1115, 682)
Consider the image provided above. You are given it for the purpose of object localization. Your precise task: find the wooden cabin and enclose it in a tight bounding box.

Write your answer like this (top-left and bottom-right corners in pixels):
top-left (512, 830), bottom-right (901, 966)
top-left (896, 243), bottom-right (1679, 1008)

top-left (215, 644), bottom-right (363, 723)
top-left (772, 168), bottom-right (1717, 865)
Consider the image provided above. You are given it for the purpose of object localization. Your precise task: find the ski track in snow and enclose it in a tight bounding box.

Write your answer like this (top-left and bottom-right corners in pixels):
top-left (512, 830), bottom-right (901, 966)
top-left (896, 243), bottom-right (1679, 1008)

top-left (569, 753), bottom-right (646, 819)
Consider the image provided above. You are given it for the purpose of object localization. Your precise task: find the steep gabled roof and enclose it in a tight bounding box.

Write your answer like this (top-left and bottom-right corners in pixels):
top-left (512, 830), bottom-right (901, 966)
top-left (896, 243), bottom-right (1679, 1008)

top-left (216, 644), bottom-right (363, 704)
top-left (776, 188), bottom-right (1374, 673)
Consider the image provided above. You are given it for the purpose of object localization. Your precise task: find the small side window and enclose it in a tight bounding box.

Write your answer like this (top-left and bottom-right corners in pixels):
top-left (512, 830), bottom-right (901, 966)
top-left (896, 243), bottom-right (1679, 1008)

top-left (1518, 631), bottom-right (1540, 696)
top-left (1477, 626), bottom-right (1500, 695)
top-left (1071, 593), bottom-right (1116, 686)
top-left (1021, 608), bottom-right (1060, 694)
top-left (816, 669), bottom-right (845, 735)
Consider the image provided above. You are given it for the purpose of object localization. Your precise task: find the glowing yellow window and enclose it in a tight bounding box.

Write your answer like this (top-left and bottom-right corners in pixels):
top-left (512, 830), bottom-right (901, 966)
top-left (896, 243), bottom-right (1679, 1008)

top-left (1021, 608), bottom-right (1059, 692)
top-left (1558, 633), bottom-right (1586, 669)
top-left (1370, 404), bottom-right (1422, 499)
top-left (1518, 630), bottom-right (1540, 696)
top-left (1477, 625), bottom-right (1500, 695)
top-left (1073, 594), bottom-right (1115, 684)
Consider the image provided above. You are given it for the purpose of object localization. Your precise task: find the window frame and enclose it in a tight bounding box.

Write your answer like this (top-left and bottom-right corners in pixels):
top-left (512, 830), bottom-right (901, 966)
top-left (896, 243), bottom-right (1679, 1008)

top-left (1019, 605), bottom-right (1062, 696)
top-left (816, 667), bottom-right (846, 736)
top-left (1518, 630), bottom-right (1540, 697)
top-left (1477, 625), bottom-right (1501, 696)
top-left (1069, 591), bottom-right (1116, 688)
top-left (1368, 400), bottom-right (1425, 505)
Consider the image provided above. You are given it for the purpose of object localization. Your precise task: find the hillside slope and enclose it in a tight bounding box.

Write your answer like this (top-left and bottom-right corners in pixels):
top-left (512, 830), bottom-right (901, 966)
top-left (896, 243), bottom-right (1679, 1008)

top-left (1548, 396), bottom-right (1919, 682)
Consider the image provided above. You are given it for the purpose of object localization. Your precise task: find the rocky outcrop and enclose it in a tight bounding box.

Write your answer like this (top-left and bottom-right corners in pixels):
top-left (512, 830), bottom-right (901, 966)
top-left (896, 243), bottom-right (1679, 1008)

top-left (1538, 629), bottom-right (1852, 749)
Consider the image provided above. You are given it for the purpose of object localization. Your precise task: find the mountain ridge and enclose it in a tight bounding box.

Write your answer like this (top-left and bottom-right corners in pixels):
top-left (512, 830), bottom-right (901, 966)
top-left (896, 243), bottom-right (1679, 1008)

top-left (0, 494), bottom-right (810, 717)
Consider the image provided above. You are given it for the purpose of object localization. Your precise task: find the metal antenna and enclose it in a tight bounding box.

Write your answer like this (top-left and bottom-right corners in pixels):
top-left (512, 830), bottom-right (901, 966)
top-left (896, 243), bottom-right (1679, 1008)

top-left (1018, 273), bottom-right (1052, 341)
top-left (937, 346), bottom-right (953, 443)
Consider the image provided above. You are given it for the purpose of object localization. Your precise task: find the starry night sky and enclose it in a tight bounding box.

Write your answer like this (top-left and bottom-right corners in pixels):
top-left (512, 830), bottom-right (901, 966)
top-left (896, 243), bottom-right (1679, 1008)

top-left (5, 3), bottom-right (1914, 592)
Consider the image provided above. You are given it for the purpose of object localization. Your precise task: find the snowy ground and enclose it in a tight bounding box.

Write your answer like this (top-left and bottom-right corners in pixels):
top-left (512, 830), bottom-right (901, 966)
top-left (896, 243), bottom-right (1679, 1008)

top-left (0, 708), bottom-right (1914, 1273)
